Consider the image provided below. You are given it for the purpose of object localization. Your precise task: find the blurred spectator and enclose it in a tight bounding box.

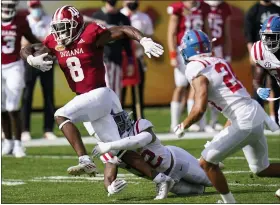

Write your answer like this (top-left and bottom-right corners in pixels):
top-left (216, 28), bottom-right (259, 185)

top-left (21, 0), bottom-right (57, 141)
top-left (120, 0), bottom-right (154, 120)
top-left (92, 0), bottom-right (133, 98)
top-left (167, 0), bottom-right (211, 132)
top-left (245, 0), bottom-right (280, 124)
top-left (205, 0), bottom-right (232, 132)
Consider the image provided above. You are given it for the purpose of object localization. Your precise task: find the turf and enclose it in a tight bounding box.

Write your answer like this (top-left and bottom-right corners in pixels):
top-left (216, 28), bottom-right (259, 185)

top-left (2, 137), bottom-right (280, 203)
top-left (2, 109), bottom-right (280, 203)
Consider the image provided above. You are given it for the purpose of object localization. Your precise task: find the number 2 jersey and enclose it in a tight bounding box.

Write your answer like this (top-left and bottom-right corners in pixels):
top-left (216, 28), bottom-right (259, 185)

top-left (251, 40), bottom-right (280, 86)
top-left (2, 13), bottom-right (33, 65)
top-left (43, 23), bottom-right (107, 94)
top-left (185, 56), bottom-right (274, 130)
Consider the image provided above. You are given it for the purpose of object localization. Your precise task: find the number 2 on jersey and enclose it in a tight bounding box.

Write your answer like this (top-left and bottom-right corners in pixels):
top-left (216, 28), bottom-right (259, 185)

top-left (141, 149), bottom-right (163, 169)
top-left (215, 62), bottom-right (242, 93)
top-left (66, 57), bottom-right (85, 82)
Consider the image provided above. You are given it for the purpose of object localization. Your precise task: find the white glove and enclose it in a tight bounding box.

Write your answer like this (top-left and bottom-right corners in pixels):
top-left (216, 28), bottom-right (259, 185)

top-left (98, 152), bottom-right (122, 165)
top-left (93, 142), bottom-right (112, 156)
top-left (140, 37), bottom-right (164, 58)
top-left (27, 53), bottom-right (53, 72)
top-left (107, 179), bottom-right (127, 196)
top-left (173, 123), bottom-right (186, 138)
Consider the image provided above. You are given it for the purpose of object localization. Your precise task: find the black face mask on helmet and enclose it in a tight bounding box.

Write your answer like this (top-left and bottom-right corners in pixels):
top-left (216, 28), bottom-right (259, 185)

top-left (105, 0), bottom-right (118, 7)
top-left (127, 2), bottom-right (139, 11)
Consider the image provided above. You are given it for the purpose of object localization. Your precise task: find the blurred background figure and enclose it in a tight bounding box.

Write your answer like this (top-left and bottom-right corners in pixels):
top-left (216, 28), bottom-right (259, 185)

top-left (245, 0), bottom-right (280, 125)
top-left (121, 0), bottom-right (154, 120)
top-left (21, 0), bottom-right (57, 141)
top-left (92, 0), bottom-right (133, 98)
top-left (205, 0), bottom-right (232, 131)
top-left (167, 0), bottom-right (211, 132)
top-left (2, 0), bottom-right (39, 157)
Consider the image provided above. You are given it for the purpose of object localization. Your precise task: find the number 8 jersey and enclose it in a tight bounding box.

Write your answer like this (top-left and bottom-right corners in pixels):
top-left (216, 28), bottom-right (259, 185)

top-left (185, 56), bottom-right (267, 129)
top-left (43, 23), bottom-right (107, 94)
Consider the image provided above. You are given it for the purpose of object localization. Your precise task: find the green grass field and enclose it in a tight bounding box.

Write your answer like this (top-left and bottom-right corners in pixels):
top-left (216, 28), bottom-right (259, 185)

top-left (2, 108), bottom-right (280, 204)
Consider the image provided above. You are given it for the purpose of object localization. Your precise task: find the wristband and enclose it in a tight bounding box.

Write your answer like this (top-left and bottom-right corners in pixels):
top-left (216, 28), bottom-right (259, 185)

top-left (169, 51), bottom-right (177, 59)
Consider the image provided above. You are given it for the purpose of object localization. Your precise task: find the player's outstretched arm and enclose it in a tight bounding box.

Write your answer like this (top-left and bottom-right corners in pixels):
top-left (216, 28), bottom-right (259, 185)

top-left (93, 128), bottom-right (155, 155)
top-left (96, 26), bottom-right (164, 58)
top-left (20, 44), bottom-right (53, 72)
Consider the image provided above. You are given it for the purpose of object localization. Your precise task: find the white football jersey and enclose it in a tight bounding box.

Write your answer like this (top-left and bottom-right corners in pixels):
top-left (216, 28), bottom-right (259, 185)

top-left (251, 40), bottom-right (280, 85)
top-left (184, 56), bottom-right (266, 129)
top-left (128, 119), bottom-right (172, 173)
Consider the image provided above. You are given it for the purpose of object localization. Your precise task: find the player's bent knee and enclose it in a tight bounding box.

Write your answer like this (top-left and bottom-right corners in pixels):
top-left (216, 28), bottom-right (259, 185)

top-left (249, 164), bottom-right (269, 176)
top-left (199, 157), bottom-right (218, 171)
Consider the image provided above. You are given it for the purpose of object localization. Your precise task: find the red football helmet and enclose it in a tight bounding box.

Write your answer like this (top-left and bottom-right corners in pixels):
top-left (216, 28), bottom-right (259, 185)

top-left (1, 0), bottom-right (18, 21)
top-left (51, 5), bottom-right (84, 46)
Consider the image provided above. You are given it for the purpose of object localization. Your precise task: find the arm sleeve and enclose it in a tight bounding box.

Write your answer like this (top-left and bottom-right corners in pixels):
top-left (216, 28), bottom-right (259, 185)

top-left (109, 132), bottom-right (153, 150)
top-left (244, 5), bottom-right (257, 43)
top-left (122, 15), bottom-right (133, 58)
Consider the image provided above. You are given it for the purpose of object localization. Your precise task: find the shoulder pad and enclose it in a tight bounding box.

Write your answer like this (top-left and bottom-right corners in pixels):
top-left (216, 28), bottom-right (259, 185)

top-left (133, 119), bottom-right (153, 134)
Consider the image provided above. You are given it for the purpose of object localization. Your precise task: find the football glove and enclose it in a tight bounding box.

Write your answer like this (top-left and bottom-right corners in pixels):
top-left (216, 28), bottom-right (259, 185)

top-left (140, 37), bottom-right (164, 58)
top-left (27, 53), bottom-right (53, 72)
top-left (107, 179), bottom-right (127, 196)
top-left (257, 87), bottom-right (271, 100)
top-left (173, 123), bottom-right (186, 138)
top-left (98, 152), bottom-right (122, 165)
top-left (93, 142), bottom-right (112, 156)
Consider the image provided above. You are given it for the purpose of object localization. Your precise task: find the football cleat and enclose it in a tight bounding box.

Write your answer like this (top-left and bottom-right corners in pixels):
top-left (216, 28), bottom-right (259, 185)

top-left (43, 132), bottom-right (57, 140)
top-left (213, 123), bottom-right (224, 131)
top-left (21, 131), bottom-right (32, 142)
top-left (188, 124), bottom-right (200, 132)
top-left (154, 178), bottom-right (175, 200)
top-left (204, 125), bottom-right (216, 133)
top-left (67, 162), bottom-right (98, 177)
top-left (2, 139), bottom-right (14, 156)
top-left (12, 145), bottom-right (26, 158)
top-left (276, 189), bottom-right (280, 200)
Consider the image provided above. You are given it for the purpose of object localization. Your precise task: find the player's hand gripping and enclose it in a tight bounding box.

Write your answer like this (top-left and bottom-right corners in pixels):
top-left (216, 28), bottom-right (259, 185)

top-left (257, 87), bottom-right (271, 100)
top-left (27, 53), bottom-right (53, 72)
top-left (107, 179), bottom-right (127, 196)
top-left (173, 123), bottom-right (186, 138)
top-left (93, 142), bottom-right (112, 156)
top-left (140, 37), bottom-right (164, 58)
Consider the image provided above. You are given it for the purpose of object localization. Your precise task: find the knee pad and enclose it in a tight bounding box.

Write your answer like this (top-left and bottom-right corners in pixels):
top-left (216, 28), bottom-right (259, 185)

top-left (54, 108), bottom-right (64, 118)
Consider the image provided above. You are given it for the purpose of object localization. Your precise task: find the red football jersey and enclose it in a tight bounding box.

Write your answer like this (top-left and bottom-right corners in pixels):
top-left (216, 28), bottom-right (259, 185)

top-left (43, 23), bottom-right (107, 94)
top-left (207, 2), bottom-right (231, 47)
top-left (167, 1), bottom-right (211, 46)
top-left (2, 13), bottom-right (32, 65)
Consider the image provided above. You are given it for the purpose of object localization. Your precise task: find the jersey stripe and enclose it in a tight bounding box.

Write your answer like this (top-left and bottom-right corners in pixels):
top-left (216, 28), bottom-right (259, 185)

top-left (135, 119), bottom-right (140, 134)
top-left (258, 41), bottom-right (263, 60)
top-left (253, 42), bottom-right (258, 60)
top-left (193, 30), bottom-right (203, 53)
top-left (204, 59), bottom-right (211, 65)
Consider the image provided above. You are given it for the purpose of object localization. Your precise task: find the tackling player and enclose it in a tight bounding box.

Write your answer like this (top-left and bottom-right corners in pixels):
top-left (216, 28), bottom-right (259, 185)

top-left (92, 111), bottom-right (213, 199)
top-left (205, 0), bottom-right (232, 131)
top-left (251, 15), bottom-right (280, 124)
top-left (2, 0), bottom-right (40, 158)
top-left (20, 5), bottom-right (163, 178)
top-left (167, 0), bottom-right (211, 132)
top-left (174, 30), bottom-right (280, 203)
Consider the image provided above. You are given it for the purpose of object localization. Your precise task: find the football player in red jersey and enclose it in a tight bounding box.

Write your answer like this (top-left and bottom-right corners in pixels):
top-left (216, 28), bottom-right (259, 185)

top-left (21, 5), bottom-right (164, 178)
top-left (205, 0), bottom-right (232, 131)
top-left (2, 0), bottom-right (39, 158)
top-left (167, 0), bottom-right (211, 132)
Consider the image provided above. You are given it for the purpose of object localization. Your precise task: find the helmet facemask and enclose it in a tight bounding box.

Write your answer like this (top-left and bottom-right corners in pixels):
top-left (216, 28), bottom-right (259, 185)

top-left (260, 32), bottom-right (280, 53)
top-left (1, 1), bottom-right (17, 22)
top-left (51, 18), bottom-right (79, 46)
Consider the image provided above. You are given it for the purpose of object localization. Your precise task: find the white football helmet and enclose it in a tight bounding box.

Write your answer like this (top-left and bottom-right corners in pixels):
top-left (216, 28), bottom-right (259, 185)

top-left (205, 0), bottom-right (223, 7)
top-left (1, 0), bottom-right (18, 21)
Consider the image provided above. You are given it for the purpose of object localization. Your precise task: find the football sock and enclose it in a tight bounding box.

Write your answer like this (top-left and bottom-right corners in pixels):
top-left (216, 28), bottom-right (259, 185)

top-left (79, 155), bottom-right (92, 163)
top-left (221, 192), bottom-right (236, 203)
top-left (171, 101), bottom-right (181, 129)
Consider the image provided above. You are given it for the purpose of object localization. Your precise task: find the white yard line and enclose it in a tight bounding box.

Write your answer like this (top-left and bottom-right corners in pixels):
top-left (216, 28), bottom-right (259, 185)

top-left (22, 131), bottom-right (280, 147)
